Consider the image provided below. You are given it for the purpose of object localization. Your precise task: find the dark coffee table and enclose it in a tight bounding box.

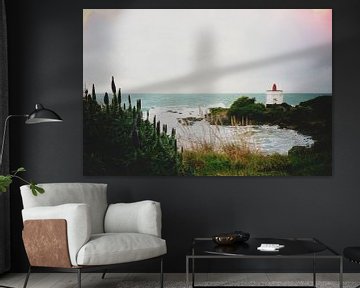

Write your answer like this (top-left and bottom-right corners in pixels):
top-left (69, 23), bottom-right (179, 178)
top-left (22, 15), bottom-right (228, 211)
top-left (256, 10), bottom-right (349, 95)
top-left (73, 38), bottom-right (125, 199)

top-left (186, 237), bottom-right (342, 288)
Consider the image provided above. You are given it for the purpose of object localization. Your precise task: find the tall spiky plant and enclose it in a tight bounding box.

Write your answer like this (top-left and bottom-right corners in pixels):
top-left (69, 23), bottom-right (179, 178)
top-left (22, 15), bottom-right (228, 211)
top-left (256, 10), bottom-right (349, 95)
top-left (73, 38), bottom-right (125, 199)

top-left (92, 84), bottom-right (96, 102)
top-left (84, 76), bottom-right (182, 176)
top-left (111, 76), bottom-right (117, 95)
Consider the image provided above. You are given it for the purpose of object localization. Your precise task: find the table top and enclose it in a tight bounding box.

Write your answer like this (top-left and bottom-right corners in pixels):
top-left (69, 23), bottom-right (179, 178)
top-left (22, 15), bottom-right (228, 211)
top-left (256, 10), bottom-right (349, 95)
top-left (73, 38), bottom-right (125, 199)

top-left (190, 237), bottom-right (340, 258)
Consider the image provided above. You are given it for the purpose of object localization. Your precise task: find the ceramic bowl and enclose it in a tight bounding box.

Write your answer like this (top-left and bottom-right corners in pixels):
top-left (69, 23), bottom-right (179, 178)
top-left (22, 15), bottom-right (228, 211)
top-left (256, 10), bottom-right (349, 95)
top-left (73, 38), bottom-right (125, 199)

top-left (212, 233), bottom-right (238, 245)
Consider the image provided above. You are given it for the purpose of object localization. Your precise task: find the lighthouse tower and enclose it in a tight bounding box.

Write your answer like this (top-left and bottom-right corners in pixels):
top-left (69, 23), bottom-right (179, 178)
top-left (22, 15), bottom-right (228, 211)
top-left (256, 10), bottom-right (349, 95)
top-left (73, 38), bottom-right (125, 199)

top-left (266, 83), bottom-right (283, 105)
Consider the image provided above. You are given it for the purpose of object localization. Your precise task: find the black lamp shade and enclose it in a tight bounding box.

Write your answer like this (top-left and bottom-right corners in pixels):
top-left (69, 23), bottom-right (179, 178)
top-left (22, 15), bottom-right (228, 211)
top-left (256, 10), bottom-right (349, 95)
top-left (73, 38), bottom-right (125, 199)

top-left (25, 104), bottom-right (63, 124)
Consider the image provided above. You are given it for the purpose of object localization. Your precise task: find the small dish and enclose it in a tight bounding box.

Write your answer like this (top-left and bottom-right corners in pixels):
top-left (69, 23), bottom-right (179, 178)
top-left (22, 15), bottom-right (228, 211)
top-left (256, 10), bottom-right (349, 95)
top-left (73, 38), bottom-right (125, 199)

top-left (212, 233), bottom-right (237, 245)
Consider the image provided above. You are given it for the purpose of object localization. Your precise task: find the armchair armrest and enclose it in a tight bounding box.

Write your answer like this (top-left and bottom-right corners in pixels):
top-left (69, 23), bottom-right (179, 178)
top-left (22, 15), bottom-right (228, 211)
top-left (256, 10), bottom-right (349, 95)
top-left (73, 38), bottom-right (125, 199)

top-left (104, 200), bottom-right (162, 237)
top-left (22, 203), bottom-right (91, 266)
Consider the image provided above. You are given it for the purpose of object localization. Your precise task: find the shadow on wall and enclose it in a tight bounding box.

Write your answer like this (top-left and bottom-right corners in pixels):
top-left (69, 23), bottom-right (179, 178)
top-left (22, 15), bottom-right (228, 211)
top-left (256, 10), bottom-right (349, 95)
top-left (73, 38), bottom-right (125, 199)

top-left (130, 38), bottom-right (331, 93)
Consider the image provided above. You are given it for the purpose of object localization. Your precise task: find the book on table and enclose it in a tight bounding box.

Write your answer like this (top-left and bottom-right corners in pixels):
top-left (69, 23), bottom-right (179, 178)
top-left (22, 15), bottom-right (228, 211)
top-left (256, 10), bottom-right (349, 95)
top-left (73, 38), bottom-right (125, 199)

top-left (257, 243), bottom-right (285, 251)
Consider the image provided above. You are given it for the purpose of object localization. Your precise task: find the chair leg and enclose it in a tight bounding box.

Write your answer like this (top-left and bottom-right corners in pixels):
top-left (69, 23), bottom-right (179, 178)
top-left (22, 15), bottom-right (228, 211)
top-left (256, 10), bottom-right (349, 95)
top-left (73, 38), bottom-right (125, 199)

top-left (77, 268), bottom-right (81, 288)
top-left (101, 270), bottom-right (107, 279)
top-left (160, 257), bottom-right (164, 288)
top-left (23, 266), bottom-right (31, 288)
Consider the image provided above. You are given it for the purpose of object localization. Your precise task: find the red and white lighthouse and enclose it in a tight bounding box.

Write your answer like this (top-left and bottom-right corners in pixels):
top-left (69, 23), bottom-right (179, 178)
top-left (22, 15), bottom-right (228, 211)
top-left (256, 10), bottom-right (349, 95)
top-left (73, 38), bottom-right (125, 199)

top-left (266, 83), bottom-right (283, 105)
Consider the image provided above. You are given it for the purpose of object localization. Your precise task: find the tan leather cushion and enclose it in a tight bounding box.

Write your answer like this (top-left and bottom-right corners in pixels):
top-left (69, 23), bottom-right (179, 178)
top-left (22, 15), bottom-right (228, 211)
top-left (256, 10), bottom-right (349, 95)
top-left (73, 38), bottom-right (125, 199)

top-left (22, 204), bottom-right (91, 266)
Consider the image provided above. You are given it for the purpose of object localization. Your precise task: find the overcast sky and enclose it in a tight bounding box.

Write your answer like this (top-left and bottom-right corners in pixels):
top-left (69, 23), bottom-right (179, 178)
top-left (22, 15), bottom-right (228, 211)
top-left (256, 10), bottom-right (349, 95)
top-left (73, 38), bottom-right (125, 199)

top-left (83, 9), bottom-right (332, 93)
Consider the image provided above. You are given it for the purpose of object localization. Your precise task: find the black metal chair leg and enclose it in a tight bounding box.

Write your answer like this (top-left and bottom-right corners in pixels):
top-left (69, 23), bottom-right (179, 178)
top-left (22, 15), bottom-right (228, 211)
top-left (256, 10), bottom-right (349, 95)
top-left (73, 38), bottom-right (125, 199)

top-left (101, 270), bottom-right (107, 279)
top-left (22, 266), bottom-right (31, 288)
top-left (160, 257), bottom-right (164, 288)
top-left (77, 269), bottom-right (81, 288)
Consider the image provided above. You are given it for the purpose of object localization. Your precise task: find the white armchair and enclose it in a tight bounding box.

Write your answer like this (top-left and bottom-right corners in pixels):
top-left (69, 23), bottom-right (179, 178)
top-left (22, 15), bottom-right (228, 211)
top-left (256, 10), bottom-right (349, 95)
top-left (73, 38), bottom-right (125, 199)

top-left (20, 183), bottom-right (166, 288)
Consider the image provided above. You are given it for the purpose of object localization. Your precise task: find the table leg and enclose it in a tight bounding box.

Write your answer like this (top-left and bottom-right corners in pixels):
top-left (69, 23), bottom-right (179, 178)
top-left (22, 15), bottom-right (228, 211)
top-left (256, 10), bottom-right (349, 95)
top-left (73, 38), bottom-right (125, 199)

top-left (192, 257), bottom-right (195, 288)
top-left (313, 254), bottom-right (316, 287)
top-left (339, 257), bottom-right (343, 288)
top-left (192, 246), bottom-right (195, 288)
top-left (186, 257), bottom-right (189, 288)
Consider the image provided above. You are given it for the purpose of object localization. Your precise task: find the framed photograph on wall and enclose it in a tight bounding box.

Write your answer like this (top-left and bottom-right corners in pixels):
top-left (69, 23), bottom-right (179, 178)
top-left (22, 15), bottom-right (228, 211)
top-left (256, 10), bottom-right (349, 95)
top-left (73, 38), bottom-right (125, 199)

top-left (83, 9), bottom-right (332, 176)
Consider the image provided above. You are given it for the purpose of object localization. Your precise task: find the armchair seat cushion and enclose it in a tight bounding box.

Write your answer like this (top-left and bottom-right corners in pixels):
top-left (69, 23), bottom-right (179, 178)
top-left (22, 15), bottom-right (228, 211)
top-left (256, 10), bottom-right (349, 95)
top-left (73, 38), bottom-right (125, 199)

top-left (76, 233), bottom-right (167, 266)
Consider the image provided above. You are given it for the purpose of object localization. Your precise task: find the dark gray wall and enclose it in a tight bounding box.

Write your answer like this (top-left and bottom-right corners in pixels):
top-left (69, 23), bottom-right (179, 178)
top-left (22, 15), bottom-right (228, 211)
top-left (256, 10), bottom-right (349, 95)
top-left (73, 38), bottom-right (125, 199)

top-left (5, 0), bottom-right (360, 273)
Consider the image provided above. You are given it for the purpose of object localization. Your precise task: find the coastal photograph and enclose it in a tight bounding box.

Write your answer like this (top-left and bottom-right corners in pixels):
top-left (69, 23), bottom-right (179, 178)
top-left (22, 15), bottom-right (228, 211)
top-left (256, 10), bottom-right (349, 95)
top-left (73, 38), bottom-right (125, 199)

top-left (83, 9), bottom-right (332, 176)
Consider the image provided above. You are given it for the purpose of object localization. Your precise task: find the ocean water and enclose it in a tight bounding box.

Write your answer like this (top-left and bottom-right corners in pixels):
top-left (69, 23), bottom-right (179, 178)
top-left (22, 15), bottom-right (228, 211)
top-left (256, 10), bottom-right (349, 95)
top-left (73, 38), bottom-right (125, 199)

top-left (146, 106), bottom-right (314, 154)
top-left (96, 93), bottom-right (330, 154)
top-left (112, 93), bottom-right (331, 110)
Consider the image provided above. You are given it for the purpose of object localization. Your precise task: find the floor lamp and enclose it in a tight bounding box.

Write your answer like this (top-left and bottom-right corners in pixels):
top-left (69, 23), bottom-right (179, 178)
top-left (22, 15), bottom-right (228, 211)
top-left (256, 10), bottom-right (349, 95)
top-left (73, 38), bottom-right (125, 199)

top-left (0, 103), bottom-right (62, 288)
top-left (0, 104), bottom-right (63, 167)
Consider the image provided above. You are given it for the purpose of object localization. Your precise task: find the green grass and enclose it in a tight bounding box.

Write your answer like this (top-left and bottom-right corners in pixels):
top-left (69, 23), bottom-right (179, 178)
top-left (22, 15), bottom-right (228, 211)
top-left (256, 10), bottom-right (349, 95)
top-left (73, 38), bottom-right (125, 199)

top-left (181, 143), bottom-right (330, 176)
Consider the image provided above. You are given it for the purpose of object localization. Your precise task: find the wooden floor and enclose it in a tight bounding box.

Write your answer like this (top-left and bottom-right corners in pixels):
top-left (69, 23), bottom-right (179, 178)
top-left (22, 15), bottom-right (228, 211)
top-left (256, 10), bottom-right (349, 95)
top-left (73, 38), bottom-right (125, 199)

top-left (0, 273), bottom-right (359, 288)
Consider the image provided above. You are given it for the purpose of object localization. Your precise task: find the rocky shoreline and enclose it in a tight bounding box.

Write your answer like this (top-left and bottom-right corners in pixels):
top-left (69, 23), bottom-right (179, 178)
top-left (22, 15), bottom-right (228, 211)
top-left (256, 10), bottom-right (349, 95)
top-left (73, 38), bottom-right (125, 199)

top-left (205, 95), bottom-right (331, 145)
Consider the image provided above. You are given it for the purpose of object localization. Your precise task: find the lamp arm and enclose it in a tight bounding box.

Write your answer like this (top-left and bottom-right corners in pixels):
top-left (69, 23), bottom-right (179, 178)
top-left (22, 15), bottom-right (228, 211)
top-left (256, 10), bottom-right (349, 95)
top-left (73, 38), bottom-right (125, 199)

top-left (0, 114), bottom-right (28, 169)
